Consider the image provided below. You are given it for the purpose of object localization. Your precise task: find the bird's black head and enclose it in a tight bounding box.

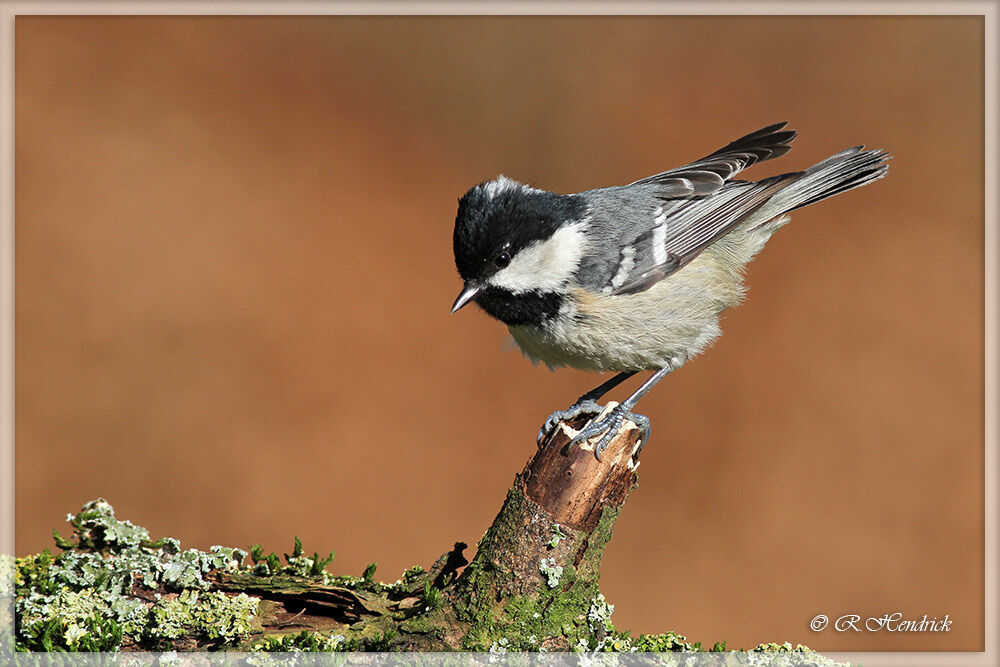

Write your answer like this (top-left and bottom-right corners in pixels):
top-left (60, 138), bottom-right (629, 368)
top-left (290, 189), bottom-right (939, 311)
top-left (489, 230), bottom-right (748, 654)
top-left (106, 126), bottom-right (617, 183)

top-left (451, 176), bottom-right (589, 326)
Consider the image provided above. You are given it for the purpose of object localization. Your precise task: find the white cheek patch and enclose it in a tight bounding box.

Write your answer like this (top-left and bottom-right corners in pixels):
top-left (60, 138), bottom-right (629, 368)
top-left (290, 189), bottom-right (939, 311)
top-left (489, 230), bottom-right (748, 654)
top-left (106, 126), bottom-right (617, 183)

top-left (488, 223), bottom-right (587, 294)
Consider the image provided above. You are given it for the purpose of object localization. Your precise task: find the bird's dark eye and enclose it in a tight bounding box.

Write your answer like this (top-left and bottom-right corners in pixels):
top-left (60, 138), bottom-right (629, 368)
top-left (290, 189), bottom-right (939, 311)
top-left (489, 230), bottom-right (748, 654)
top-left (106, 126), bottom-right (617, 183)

top-left (495, 251), bottom-right (511, 268)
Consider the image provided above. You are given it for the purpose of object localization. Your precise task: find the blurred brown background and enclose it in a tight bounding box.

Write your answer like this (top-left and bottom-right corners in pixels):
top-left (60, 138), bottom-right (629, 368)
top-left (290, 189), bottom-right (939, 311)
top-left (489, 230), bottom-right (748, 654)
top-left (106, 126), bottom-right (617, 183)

top-left (14, 15), bottom-right (983, 652)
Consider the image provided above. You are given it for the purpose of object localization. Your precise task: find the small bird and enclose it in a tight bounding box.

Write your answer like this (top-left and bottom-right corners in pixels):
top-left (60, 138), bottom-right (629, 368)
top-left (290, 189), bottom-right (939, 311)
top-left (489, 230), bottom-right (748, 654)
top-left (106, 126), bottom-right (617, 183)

top-left (451, 123), bottom-right (889, 460)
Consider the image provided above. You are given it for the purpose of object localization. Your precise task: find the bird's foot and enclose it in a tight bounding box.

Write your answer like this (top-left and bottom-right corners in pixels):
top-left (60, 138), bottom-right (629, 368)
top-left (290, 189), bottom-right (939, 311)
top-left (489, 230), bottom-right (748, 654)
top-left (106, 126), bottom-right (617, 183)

top-left (537, 399), bottom-right (605, 448)
top-left (568, 404), bottom-right (650, 461)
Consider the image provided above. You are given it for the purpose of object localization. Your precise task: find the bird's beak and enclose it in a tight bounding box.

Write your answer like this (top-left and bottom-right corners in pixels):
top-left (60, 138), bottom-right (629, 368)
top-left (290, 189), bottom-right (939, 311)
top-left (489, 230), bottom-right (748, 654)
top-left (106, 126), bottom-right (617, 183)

top-left (451, 282), bottom-right (483, 313)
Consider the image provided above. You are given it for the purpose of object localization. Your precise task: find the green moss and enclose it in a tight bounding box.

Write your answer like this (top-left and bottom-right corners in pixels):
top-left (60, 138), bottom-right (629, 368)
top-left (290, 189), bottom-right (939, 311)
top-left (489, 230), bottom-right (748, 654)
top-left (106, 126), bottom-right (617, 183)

top-left (16, 588), bottom-right (121, 651)
top-left (401, 565), bottom-right (425, 585)
top-left (14, 551), bottom-right (56, 597)
top-left (459, 559), bottom-right (602, 651)
top-left (454, 485), bottom-right (617, 651)
top-left (631, 630), bottom-right (698, 652)
top-left (15, 498), bottom-right (847, 658)
top-left (16, 584), bottom-right (261, 651)
top-left (248, 537), bottom-right (334, 579)
top-left (398, 610), bottom-right (446, 639)
top-left (148, 590), bottom-right (259, 642)
top-left (249, 629), bottom-right (354, 653)
top-left (421, 581), bottom-right (443, 611)
top-left (14, 500), bottom-right (261, 651)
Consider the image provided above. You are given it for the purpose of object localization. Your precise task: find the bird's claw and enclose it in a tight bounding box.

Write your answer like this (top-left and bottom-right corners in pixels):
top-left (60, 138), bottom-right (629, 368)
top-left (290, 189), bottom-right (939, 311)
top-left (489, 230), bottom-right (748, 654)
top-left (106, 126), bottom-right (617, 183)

top-left (537, 399), bottom-right (604, 448)
top-left (567, 405), bottom-right (650, 461)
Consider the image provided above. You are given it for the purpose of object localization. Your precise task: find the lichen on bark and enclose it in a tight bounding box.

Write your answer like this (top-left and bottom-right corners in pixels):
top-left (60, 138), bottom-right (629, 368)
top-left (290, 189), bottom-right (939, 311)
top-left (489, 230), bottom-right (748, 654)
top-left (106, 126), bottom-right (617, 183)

top-left (8, 418), bottom-right (845, 663)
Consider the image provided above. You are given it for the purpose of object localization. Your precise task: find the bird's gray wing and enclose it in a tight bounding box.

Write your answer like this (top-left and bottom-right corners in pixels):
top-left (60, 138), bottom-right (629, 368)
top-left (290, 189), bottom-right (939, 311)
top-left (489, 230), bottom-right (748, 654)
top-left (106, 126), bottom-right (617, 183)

top-left (577, 123), bottom-right (800, 295)
top-left (629, 122), bottom-right (797, 198)
top-left (605, 175), bottom-right (795, 295)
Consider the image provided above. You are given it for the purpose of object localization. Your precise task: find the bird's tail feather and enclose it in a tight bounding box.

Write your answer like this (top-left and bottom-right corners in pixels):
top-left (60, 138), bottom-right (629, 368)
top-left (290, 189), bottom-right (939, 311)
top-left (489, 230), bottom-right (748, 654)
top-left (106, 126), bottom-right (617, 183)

top-left (768, 146), bottom-right (891, 215)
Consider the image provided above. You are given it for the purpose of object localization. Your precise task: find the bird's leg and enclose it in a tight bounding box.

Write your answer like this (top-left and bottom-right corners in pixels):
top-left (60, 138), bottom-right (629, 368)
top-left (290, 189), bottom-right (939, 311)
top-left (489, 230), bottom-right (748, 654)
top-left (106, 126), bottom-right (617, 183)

top-left (569, 363), bottom-right (677, 461)
top-left (536, 371), bottom-right (637, 447)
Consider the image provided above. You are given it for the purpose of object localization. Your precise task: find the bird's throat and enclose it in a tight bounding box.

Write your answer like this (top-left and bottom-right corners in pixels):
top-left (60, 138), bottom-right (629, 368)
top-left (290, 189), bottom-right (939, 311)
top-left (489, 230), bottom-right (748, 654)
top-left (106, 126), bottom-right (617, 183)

top-left (474, 287), bottom-right (563, 327)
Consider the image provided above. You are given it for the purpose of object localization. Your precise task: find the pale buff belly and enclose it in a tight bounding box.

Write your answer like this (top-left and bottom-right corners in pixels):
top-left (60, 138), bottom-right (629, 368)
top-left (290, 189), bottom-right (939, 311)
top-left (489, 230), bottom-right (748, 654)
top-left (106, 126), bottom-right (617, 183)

top-left (507, 245), bottom-right (750, 372)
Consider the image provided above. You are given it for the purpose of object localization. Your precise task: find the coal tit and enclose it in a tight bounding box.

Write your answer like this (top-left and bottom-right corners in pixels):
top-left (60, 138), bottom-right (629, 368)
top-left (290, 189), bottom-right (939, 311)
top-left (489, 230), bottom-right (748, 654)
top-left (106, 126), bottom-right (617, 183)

top-left (451, 123), bottom-right (889, 460)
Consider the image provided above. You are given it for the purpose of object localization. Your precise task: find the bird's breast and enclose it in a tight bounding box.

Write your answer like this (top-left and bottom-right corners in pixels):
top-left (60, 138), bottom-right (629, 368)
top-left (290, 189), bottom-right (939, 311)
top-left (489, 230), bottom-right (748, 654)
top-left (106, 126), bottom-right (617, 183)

top-left (506, 248), bottom-right (747, 371)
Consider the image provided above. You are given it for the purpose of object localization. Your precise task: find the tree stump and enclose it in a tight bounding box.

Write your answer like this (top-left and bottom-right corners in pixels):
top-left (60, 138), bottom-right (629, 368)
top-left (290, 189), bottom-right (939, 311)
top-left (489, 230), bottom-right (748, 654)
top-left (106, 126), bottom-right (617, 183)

top-left (450, 403), bottom-right (643, 650)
